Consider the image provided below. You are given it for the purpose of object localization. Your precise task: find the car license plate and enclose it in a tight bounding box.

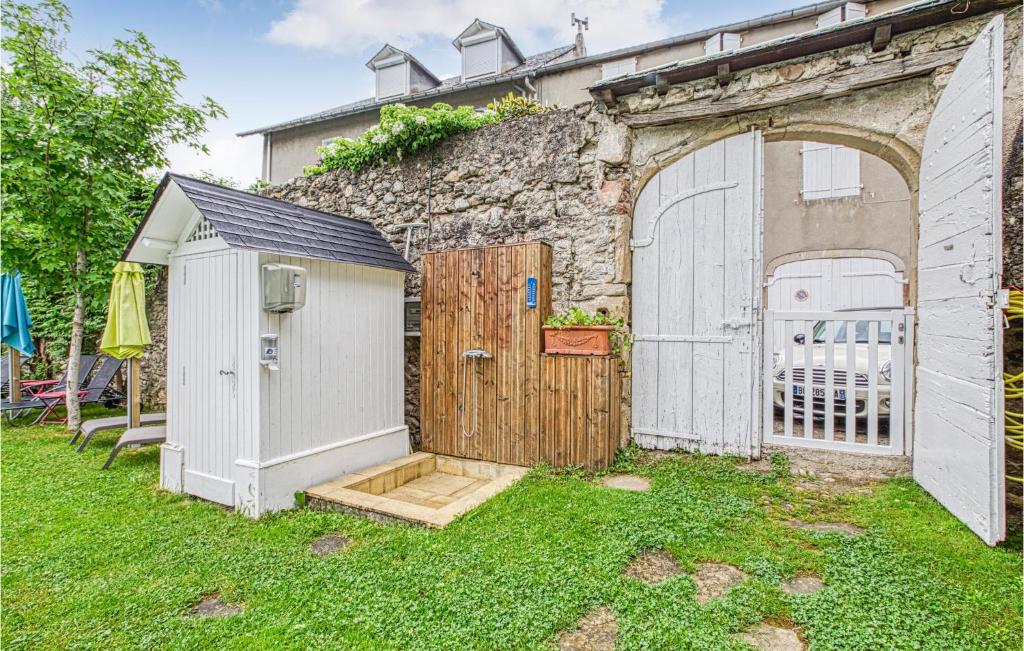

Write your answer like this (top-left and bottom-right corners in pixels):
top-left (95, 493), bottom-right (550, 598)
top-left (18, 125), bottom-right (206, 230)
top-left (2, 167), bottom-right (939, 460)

top-left (793, 385), bottom-right (846, 401)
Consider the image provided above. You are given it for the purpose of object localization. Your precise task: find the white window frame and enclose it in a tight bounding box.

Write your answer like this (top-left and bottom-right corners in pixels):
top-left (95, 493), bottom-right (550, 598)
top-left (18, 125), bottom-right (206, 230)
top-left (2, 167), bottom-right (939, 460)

top-left (801, 142), bottom-right (862, 200)
top-left (601, 57), bottom-right (637, 80)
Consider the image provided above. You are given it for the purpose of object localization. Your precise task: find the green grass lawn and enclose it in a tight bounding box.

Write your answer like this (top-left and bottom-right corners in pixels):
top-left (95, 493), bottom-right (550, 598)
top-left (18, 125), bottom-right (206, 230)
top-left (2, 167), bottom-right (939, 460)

top-left (2, 409), bottom-right (1021, 650)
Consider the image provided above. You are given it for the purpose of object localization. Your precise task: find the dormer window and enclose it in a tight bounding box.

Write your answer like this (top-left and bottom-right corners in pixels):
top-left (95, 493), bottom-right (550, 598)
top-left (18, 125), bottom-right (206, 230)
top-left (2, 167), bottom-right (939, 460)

top-left (817, 2), bottom-right (866, 28)
top-left (366, 44), bottom-right (440, 101)
top-left (704, 32), bottom-right (742, 55)
top-left (454, 19), bottom-right (524, 82)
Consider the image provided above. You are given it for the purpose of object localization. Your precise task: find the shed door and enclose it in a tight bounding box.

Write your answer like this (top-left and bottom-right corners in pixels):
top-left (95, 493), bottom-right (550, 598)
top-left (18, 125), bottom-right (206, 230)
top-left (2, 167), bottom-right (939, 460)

top-left (174, 251), bottom-right (240, 506)
top-left (631, 131), bottom-right (763, 454)
top-left (913, 16), bottom-right (1005, 545)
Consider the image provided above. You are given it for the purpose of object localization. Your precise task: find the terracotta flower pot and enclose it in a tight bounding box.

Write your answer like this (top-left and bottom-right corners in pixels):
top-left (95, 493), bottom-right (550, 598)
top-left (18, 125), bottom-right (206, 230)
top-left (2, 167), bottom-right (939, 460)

top-left (542, 325), bottom-right (615, 356)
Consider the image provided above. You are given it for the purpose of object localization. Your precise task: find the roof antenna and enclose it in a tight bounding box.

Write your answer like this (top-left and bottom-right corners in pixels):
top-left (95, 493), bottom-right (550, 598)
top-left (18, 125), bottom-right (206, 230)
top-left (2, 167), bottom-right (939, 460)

top-left (571, 13), bottom-right (588, 58)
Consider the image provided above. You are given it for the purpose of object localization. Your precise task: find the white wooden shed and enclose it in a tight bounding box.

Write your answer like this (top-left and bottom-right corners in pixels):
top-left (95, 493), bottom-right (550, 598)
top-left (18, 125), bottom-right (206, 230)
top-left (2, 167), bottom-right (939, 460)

top-left (124, 173), bottom-right (416, 517)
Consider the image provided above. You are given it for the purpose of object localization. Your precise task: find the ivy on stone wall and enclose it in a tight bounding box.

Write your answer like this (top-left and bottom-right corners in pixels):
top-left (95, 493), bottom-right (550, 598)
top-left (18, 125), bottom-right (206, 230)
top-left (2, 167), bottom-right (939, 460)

top-left (305, 95), bottom-right (550, 176)
top-left (306, 103), bottom-right (495, 175)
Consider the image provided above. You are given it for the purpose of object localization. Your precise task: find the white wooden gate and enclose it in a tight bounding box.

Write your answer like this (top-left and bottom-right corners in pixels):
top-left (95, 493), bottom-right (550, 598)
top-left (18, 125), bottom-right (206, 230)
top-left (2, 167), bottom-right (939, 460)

top-left (763, 309), bottom-right (912, 455)
top-left (913, 16), bottom-right (1005, 545)
top-left (767, 257), bottom-right (905, 344)
top-left (631, 131), bottom-right (762, 454)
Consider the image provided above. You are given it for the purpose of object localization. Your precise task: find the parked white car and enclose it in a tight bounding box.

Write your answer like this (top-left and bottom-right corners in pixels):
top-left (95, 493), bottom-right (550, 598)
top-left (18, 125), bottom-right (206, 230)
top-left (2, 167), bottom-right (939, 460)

top-left (771, 315), bottom-right (894, 421)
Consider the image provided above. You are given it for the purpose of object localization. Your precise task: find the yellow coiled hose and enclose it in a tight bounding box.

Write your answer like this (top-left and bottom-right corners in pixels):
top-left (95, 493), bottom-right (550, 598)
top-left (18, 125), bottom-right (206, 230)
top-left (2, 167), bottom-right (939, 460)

top-left (1005, 289), bottom-right (1022, 484)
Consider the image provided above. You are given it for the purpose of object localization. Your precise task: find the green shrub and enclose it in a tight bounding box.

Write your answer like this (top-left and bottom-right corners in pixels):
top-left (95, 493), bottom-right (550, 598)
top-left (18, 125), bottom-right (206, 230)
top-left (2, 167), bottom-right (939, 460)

top-left (486, 92), bottom-right (548, 121)
top-left (305, 103), bottom-right (495, 175)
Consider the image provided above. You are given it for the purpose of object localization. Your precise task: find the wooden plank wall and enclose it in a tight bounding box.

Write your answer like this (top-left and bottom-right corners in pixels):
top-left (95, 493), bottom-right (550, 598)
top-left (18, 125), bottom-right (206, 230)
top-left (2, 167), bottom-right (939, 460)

top-left (421, 242), bottom-right (621, 471)
top-left (540, 355), bottom-right (622, 471)
top-left (420, 242), bottom-right (551, 466)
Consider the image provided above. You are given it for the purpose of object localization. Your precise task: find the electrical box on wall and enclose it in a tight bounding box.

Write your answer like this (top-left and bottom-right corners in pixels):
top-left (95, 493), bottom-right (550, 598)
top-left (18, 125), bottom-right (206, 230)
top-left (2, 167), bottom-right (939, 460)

top-left (260, 334), bottom-right (280, 370)
top-left (405, 298), bottom-right (421, 336)
top-left (262, 263), bottom-right (307, 312)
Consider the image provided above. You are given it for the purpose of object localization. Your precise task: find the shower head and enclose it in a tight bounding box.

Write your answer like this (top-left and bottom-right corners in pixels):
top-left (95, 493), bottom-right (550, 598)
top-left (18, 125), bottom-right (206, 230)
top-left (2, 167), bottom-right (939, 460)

top-left (462, 349), bottom-right (492, 359)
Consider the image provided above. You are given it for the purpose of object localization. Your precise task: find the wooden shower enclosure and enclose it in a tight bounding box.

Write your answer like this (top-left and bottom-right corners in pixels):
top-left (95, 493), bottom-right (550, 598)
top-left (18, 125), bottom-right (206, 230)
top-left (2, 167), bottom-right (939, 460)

top-left (419, 242), bottom-right (621, 470)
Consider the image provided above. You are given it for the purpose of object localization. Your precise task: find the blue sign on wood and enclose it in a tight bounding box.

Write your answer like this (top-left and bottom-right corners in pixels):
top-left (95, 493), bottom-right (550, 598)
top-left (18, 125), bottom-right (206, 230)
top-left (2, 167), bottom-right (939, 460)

top-left (526, 276), bottom-right (537, 308)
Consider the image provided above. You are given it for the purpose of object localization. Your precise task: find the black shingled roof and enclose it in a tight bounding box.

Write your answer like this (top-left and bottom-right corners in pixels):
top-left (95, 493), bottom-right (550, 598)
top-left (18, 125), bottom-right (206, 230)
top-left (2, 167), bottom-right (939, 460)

top-left (128, 173), bottom-right (415, 273)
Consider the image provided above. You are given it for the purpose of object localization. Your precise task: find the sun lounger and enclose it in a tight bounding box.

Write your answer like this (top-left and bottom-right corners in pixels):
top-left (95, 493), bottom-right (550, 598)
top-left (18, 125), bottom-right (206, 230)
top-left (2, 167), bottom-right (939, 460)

top-left (34, 357), bottom-right (124, 425)
top-left (102, 425), bottom-right (166, 470)
top-left (2, 355), bottom-right (99, 421)
top-left (72, 412), bottom-right (167, 451)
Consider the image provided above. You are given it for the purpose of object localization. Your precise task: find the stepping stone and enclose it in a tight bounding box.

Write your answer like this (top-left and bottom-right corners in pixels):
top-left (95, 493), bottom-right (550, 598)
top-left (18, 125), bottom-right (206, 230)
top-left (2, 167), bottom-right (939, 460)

top-left (623, 549), bottom-right (683, 584)
top-left (783, 520), bottom-right (865, 536)
top-left (691, 562), bottom-right (748, 604)
top-left (310, 534), bottom-right (350, 555)
top-left (188, 594), bottom-right (243, 618)
top-left (558, 606), bottom-right (618, 651)
top-left (738, 623), bottom-right (806, 651)
top-left (782, 574), bottom-right (826, 595)
top-left (600, 474), bottom-right (650, 492)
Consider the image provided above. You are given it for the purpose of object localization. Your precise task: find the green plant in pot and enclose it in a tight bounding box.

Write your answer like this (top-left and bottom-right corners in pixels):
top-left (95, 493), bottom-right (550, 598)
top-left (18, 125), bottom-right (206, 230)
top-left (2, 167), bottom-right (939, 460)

top-left (543, 308), bottom-right (630, 356)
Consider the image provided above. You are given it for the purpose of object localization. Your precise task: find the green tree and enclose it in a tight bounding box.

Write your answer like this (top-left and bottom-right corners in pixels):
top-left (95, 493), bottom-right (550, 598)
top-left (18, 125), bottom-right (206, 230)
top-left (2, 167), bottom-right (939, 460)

top-left (1, 0), bottom-right (224, 430)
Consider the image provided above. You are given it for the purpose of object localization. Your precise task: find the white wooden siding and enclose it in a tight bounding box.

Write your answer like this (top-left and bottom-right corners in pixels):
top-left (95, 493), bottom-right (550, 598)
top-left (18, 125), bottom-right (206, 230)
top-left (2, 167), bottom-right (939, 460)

top-left (375, 62), bottom-right (408, 99)
top-left (704, 32), bottom-right (742, 55)
top-left (801, 142), bottom-right (861, 199)
top-left (631, 131), bottom-right (762, 455)
top-left (601, 58), bottom-right (637, 80)
top-left (913, 16), bottom-right (1004, 545)
top-left (258, 254), bottom-right (406, 462)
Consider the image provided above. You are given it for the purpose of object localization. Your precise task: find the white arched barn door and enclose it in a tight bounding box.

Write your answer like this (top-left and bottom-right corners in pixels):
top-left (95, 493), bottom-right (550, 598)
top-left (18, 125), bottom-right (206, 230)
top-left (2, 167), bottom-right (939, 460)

top-left (914, 16), bottom-right (1005, 545)
top-left (631, 131), bottom-right (763, 454)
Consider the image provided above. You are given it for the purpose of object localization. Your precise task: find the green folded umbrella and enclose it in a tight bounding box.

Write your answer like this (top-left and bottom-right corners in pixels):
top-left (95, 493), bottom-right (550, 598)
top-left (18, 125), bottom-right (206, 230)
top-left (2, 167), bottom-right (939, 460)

top-left (100, 262), bottom-right (151, 359)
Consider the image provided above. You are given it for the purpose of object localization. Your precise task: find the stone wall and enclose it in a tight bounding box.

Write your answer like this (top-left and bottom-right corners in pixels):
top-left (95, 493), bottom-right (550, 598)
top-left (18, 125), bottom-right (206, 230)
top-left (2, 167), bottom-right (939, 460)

top-left (264, 108), bottom-right (634, 441)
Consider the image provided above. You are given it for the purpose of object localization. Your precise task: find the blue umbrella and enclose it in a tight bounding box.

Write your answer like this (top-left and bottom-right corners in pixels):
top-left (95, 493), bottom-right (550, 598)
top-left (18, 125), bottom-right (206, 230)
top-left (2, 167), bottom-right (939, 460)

top-left (1, 272), bottom-right (35, 356)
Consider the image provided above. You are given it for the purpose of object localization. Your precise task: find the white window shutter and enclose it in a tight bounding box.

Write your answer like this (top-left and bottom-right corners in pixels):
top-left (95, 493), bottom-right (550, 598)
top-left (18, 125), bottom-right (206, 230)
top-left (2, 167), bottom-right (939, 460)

top-left (463, 40), bottom-right (497, 79)
top-left (802, 142), bottom-right (861, 199)
top-left (704, 32), bottom-right (741, 55)
top-left (817, 7), bottom-right (843, 27)
top-left (818, 2), bottom-right (867, 28)
top-left (375, 63), bottom-right (407, 99)
top-left (722, 33), bottom-right (742, 51)
top-left (801, 142), bottom-right (833, 199)
top-left (601, 58), bottom-right (636, 80)
top-left (830, 145), bottom-right (861, 197)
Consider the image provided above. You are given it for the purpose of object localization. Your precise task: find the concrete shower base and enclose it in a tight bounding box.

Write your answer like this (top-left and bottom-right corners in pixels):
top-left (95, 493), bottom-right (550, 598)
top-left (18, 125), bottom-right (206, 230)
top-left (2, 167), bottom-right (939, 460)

top-left (305, 452), bottom-right (527, 528)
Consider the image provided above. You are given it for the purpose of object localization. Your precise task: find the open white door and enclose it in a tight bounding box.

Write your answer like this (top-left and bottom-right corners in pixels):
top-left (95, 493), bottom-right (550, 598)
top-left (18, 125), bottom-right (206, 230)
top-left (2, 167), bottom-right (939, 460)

top-left (914, 16), bottom-right (1005, 545)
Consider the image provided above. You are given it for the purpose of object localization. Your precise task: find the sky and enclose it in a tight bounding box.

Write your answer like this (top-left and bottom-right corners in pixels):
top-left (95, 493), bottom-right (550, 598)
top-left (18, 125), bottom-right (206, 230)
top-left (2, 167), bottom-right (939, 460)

top-left (63, 0), bottom-right (809, 186)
